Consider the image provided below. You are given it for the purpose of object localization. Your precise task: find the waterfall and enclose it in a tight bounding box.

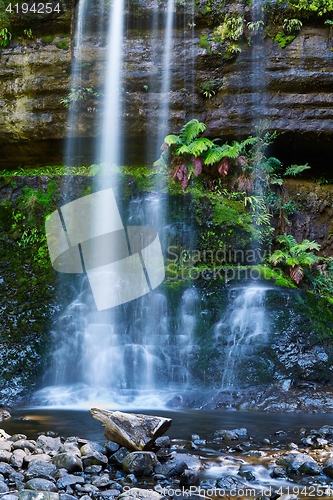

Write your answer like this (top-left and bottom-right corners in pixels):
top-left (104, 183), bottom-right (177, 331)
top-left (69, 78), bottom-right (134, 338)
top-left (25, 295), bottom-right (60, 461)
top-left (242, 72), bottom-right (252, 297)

top-left (216, 286), bottom-right (270, 389)
top-left (98, 0), bottom-right (124, 170)
top-left (64, 0), bottom-right (88, 168)
top-left (155, 0), bottom-right (175, 154)
top-left (34, 283), bottom-right (199, 408)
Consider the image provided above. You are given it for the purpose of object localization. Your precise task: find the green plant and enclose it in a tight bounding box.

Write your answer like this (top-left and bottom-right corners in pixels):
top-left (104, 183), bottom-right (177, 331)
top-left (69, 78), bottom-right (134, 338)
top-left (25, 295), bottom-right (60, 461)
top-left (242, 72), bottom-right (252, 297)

top-left (285, 0), bottom-right (333, 16)
top-left (284, 163), bottom-right (311, 176)
top-left (0, 27), bottom-right (11, 46)
top-left (60, 87), bottom-right (101, 108)
top-left (273, 31), bottom-right (296, 48)
top-left (269, 233), bottom-right (320, 284)
top-left (283, 17), bottom-right (303, 32)
top-left (23, 28), bottom-right (33, 39)
top-left (41, 35), bottom-right (55, 44)
top-left (214, 14), bottom-right (244, 42)
top-left (199, 34), bottom-right (211, 54)
top-left (56, 41), bottom-right (69, 50)
top-left (247, 20), bottom-right (264, 34)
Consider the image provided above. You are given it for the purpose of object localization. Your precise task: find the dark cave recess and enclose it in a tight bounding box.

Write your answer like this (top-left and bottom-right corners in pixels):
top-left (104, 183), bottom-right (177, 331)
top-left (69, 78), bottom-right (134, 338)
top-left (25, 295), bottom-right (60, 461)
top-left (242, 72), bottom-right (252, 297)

top-left (0, 132), bottom-right (332, 179)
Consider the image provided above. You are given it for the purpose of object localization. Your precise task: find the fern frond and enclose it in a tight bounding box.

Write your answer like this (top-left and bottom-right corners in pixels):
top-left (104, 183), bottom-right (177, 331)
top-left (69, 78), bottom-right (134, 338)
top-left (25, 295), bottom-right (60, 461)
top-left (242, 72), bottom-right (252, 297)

top-left (180, 119), bottom-right (206, 145)
top-left (269, 250), bottom-right (289, 265)
top-left (284, 163), bottom-right (311, 176)
top-left (276, 233), bottom-right (297, 249)
top-left (175, 144), bottom-right (191, 156)
top-left (204, 146), bottom-right (229, 165)
top-left (164, 134), bottom-right (182, 146)
top-left (188, 138), bottom-right (214, 156)
top-left (293, 240), bottom-right (320, 253)
top-left (240, 136), bottom-right (260, 149)
top-left (223, 142), bottom-right (242, 159)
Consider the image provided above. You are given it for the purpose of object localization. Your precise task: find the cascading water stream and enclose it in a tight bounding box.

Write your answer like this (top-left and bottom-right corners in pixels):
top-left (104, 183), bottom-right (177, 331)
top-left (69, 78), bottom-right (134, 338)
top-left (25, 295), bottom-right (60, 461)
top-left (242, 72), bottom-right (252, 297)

top-left (155, 0), bottom-right (175, 153)
top-left (64, 0), bottom-right (88, 168)
top-left (98, 0), bottom-right (124, 171)
top-left (216, 286), bottom-right (270, 389)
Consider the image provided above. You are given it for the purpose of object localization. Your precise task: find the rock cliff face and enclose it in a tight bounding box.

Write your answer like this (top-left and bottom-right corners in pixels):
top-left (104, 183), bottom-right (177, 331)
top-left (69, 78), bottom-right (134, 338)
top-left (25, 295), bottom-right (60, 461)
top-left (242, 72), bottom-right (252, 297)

top-left (0, 6), bottom-right (332, 168)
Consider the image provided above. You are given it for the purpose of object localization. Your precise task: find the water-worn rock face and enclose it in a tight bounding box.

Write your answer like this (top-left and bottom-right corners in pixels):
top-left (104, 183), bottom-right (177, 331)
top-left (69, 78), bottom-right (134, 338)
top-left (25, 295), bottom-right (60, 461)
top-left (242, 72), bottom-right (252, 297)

top-left (0, 13), bottom-right (332, 167)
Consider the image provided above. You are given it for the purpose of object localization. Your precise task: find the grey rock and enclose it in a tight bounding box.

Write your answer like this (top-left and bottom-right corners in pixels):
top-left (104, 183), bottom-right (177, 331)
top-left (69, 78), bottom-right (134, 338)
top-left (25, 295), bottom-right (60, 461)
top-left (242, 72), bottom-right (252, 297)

top-left (13, 441), bottom-right (37, 453)
top-left (216, 476), bottom-right (248, 490)
top-left (299, 461), bottom-right (321, 475)
top-left (25, 461), bottom-right (57, 481)
top-left (154, 437), bottom-right (170, 448)
top-left (214, 430), bottom-right (239, 440)
top-left (154, 454), bottom-right (201, 477)
top-left (11, 449), bottom-right (26, 468)
top-left (0, 450), bottom-right (12, 463)
top-left (90, 408), bottom-right (172, 451)
top-left (271, 467), bottom-right (287, 479)
top-left (81, 450), bottom-right (108, 467)
top-left (122, 451), bottom-right (157, 476)
top-left (110, 447), bottom-right (130, 465)
top-left (19, 493), bottom-right (59, 500)
top-left (0, 462), bottom-right (16, 476)
top-left (59, 495), bottom-right (77, 500)
top-left (105, 441), bottom-right (120, 455)
top-left (124, 474), bottom-right (137, 485)
top-left (0, 441), bottom-right (12, 452)
top-left (99, 490), bottom-right (121, 499)
top-left (36, 436), bottom-right (62, 454)
top-left (52, 453), bottom-right (82, 473)
top-left (25, 478), bottom-right (57, 492)
top-left (75, 483), bottom-right (100, 493)
top-left (80, 441), bottom-right (106, 456)
top-left (24, 455), bottom-right (52, 465)
top-left (84, 464), bottom-right (102, 473)
top-left (91, 473), bottom-right (112, 488)
top-left (1, 495), bottom-right (18, 500)
top-left (180, 469), bottom-right (200, 487)
top-left (56, 474), bottom-right (85, 489)
top-left (0, 481), bottom-right (9, 492)
top-left (323, 457), bottom-right (333, 478)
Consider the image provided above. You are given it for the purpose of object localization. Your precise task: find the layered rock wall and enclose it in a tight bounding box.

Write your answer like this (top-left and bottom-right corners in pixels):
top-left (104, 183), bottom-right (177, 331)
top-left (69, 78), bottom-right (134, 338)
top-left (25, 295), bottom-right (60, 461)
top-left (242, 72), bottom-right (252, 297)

top-left (0, 7), bottom-right (333, 167)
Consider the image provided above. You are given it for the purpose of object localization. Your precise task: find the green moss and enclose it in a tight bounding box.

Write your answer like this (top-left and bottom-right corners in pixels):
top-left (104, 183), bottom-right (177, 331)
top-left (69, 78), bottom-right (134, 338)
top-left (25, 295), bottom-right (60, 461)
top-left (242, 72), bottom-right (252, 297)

top-left (56, 40), bottom-right (69, 50)
top-left (41, 35), bottom-right (55, 44)
top-left (273, 31), bottom-right (296, 47)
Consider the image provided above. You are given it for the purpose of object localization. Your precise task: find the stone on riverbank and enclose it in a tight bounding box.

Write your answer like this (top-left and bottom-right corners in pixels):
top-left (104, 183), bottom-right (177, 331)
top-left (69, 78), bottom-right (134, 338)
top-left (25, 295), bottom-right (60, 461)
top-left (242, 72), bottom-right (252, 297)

top-left (90, 409), bottom-right (172, 451)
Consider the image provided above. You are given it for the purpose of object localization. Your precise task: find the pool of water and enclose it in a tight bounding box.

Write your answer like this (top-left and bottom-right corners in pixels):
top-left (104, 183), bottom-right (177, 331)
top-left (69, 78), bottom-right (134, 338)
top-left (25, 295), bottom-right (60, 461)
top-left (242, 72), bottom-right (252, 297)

top-left (2, 408), bottom-right (332, 442)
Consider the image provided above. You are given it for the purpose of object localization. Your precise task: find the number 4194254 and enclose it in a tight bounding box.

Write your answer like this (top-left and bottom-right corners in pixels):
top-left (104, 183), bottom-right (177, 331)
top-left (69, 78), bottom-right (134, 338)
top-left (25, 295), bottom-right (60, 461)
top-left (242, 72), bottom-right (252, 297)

top-left (6, 3), bottom-right (61, 14)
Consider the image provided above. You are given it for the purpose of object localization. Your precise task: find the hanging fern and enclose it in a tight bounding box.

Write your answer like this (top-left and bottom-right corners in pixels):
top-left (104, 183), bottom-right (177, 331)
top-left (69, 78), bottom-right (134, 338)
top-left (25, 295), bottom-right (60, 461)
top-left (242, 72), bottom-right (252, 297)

top-left (179, 119), bottom-right (206, 145)
top-left (175, 138), bottom-right (214, 157)
top-left (284, 163), bottom-right (311, 176)
top-left (164, 134), bottom-right (183, 146)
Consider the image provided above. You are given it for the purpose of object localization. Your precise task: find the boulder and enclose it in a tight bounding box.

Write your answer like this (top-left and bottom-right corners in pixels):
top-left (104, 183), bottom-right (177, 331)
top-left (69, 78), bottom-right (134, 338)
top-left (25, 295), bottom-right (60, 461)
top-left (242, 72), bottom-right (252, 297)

top-left (52, 453), bottom-right (82, 473)
top-left (19, 492), bottom-right (59, 500)
top-left (122, 452), bottom-right (157, 476)
top-left (25, 478), bottom-right (57, 492)
top-left (90, 408), bottom-right (171, 451)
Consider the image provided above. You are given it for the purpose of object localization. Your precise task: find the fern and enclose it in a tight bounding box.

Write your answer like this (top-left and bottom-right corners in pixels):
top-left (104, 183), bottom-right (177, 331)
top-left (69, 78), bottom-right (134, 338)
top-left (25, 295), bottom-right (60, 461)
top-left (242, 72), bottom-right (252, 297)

top-left (204, 146), bottom-right (229, 165)
top-left (164, 134), bottom-right (182, 146)
top-left (284, 163), bottom-right (311, 176)
top-left (179, 119), bottom-right (206, 145)
top-left (189, 138), bottom-right (215, 156)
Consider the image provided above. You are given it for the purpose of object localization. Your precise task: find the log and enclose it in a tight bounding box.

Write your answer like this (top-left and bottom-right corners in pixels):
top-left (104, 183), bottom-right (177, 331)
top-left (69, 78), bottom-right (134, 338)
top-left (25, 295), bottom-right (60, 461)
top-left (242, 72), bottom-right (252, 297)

top-left (90, 408), bottom-right (172, 451)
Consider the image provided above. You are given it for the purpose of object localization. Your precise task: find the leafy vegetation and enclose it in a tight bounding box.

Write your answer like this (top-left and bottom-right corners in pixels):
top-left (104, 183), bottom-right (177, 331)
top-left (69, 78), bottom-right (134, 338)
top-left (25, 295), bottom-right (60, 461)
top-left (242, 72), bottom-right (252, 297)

top-left (269, 233), bottom-right (320, 284)
top-left (60, 87), bottom-right (101, 108)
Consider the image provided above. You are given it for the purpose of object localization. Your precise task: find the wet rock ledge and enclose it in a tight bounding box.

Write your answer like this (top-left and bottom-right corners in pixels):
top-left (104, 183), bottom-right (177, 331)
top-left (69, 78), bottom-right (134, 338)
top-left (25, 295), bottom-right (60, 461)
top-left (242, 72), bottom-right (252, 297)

top-left (1, 410), bottom-right (333, 500)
